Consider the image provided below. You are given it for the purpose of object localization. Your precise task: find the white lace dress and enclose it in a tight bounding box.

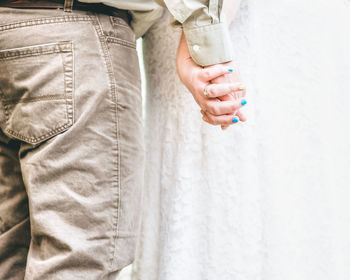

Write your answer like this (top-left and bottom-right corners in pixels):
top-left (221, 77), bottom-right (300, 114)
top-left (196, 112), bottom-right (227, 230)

top-left (132, 1), bottom-right (350, 279)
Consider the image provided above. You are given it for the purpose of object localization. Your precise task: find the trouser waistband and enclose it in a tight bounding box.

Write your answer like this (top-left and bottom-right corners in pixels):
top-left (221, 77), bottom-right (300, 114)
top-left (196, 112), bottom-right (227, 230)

top-left (0, 0), bottom-right (131, 23)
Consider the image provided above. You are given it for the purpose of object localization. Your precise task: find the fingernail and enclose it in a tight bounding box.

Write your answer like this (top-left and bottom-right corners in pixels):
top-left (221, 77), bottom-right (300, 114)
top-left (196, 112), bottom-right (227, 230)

top-left (241, 99), bottom-right (247, 106)
top-left (228, 68), bottom-right (233, 72)
top-left (232, 118), bottom-right (239, 123)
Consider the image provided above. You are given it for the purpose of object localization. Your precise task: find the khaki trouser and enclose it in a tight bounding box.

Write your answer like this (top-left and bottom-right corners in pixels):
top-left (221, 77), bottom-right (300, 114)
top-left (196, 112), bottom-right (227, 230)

top-left (0, 5), bottom-right (144, 279)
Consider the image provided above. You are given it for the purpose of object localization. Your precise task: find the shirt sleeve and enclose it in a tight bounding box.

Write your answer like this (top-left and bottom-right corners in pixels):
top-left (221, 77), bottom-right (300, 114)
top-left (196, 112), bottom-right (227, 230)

top-left (129, 6), bottom-right (164, 40)
top-left (156, 0), bottom-right (233, 66)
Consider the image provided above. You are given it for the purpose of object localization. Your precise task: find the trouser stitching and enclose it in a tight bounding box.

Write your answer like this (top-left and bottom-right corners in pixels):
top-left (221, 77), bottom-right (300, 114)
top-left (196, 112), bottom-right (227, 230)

top-left (90, 15), bottom-right (120, 271)
top-left (0, 16), bottom-right (92, 32)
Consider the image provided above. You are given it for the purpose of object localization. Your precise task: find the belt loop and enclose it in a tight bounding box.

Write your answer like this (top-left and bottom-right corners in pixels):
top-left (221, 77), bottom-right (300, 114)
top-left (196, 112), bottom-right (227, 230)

top-left (64, 0), bottom-right (74, 12)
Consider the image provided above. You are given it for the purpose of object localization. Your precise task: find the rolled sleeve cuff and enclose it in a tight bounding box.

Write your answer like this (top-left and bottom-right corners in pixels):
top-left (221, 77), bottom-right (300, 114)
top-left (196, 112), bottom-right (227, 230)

top-left (183, 22), bottom-right (233, 66)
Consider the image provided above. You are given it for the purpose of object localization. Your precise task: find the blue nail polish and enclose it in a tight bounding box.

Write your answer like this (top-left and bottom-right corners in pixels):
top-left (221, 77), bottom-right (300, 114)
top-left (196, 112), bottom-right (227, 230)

top-left (241, 99), bottom-right (247, 106)
top-left (232, 118), bottom-right (239, 123)
top-left (228, 68), bottom-right (233, 72)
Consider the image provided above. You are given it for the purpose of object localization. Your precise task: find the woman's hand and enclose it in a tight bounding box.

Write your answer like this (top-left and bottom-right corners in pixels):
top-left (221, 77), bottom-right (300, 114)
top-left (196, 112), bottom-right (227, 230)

top-left (176, 31), bottom-right (247, 128)
top-left (208, 60), bottom-right (248, 130)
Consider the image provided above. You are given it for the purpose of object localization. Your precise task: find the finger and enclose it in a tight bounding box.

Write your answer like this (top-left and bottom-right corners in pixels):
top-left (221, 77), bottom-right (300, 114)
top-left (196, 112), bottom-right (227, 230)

top-left (205, 83), bottom-right (246, 98)
top-left (223, 98), bottom-right (248, 128)
top-left (220, 92), bottom-right (248, 114)
top-left (221, 108), bottom-right (247, 129)
top-left (211, 67), bottom-right (241, 84)
top-left (202, 110), bottom-right (241, 126)
top-left (235, 110), bottom-right (248, 122)
top-left (218, 93), bottom-right (235, 130)
top-left (202, 99), bottom-right (243, 116)
top-left (198, 65), bottom-right (233, 82)
top-left (221, 124), bottom-right (231, 130)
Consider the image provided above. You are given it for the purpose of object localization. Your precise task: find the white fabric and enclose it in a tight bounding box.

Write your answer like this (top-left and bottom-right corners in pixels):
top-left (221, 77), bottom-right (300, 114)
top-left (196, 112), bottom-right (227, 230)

top-left (132, 1), bottom-right (350, 279)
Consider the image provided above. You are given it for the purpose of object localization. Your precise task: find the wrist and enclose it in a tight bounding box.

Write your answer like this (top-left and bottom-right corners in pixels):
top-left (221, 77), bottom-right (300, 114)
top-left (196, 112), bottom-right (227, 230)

top-left (176, 31), bottom-right (192, 82)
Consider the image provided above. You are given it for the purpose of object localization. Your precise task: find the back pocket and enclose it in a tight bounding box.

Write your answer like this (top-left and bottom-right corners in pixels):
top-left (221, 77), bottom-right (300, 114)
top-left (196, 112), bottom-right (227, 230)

top-left (0, 41), bottom-right (74, 145)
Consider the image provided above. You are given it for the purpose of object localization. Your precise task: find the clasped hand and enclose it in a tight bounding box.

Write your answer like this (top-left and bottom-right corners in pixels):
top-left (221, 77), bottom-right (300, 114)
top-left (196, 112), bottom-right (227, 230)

top-left (176, 31), bottom-right (247, 129)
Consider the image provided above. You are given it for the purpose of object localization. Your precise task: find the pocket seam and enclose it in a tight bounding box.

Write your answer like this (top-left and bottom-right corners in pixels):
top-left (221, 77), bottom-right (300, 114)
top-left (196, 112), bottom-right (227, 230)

top-left (0, 41), bottom-right (72, 60)
top-left (0, 15), bottom-right (92, 32)
top-left (4, 94), bottom-right (67, 105)
top-left (105, 37), bottom-right (136, 49)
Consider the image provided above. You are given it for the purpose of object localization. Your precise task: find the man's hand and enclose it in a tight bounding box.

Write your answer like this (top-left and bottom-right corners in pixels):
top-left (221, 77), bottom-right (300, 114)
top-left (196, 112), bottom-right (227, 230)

top-left (176, 31), bottom-right (247, 128)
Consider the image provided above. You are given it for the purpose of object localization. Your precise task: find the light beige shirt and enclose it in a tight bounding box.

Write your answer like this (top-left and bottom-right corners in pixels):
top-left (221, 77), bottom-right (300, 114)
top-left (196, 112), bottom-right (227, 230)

top-left (78, 0), bottom-right (233, 66)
